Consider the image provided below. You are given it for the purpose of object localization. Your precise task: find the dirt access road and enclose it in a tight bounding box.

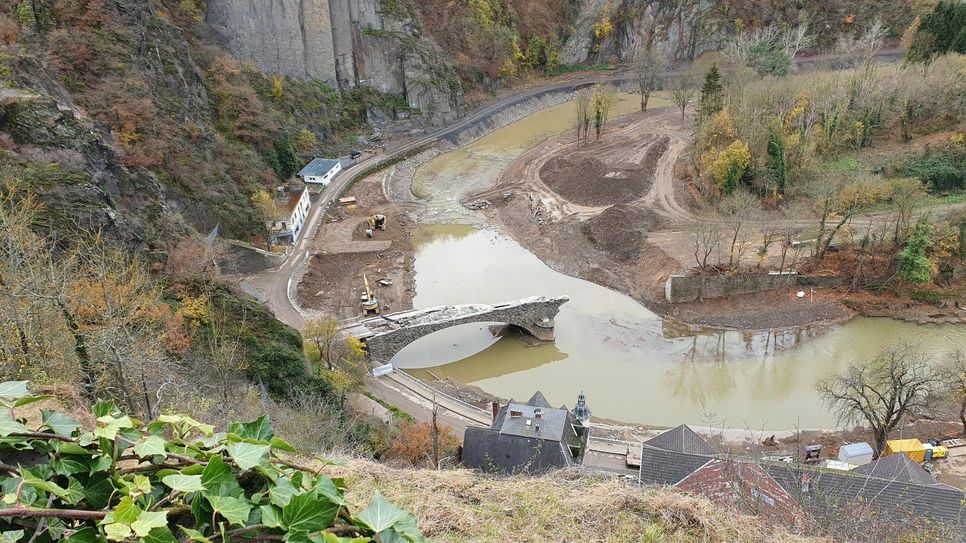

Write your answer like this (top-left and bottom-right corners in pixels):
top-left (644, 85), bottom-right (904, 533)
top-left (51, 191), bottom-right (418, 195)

top-left (238, 49), bottom-right (904, 330)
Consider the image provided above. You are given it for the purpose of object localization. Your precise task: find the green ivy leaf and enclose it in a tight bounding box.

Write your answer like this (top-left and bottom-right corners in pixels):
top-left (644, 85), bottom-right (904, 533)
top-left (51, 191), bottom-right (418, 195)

top-left (52, 456), bottom-right (88, 477)
top-left (92, 400), bottom-right (118, 418)
top-left (63, 526), bottom-right (99, 543)
top-left (391, 512), bottom-right (426, 542)
top-left (63, 477), bottom-right (85, 505)
top-left (104, 522), bottom-right (132, 542)
top-left (314, 477), bottom-right (348, 507)
top-left (127, 474), bottom-right (152, 497)
top-left (158, 414), bottom-right (214, 437)
top-left (206, 495), bottom-right (252, 527)
top-left (269, 436), bottom-right (296, 452)
top-left (113, 496), bottom-right (142, 525)
top-left (201, 456), bottom-right (243, 498)
top-left (161, 474), bottom-right (205, 493)
top-left (282, 491), bottom-right (339, 534)
top-left (93, 415), bottom-right (133, 440)
top-left (0, 529), bottom-right (24, 543)
top-left (226, 442), bottom-right (269, 471)
top-left (269, 477), bottom-right (296, 507)
top-left (83, 475), bottom-right (114, 509)
top-left (227, 415), bottom-right (273, 443)
top-left (0, 380), bottom-right (28, 400)
top-left (0, 411), bottom-right (27, 437)
top-left (142, 527), bottom-right (178, 543)
top-left (41, 409), bottom-right (80, 437)
top-left (20, 468), bottom-right (70, 500)
top-left (355, 492), bottom-right (408, 533)
top-left (131, 511), bottom-right (169, 537)
top-left (10, 394), bottom-right (51, 408)
top-left (177, 526), bottom-right (212, 543)
top-left (89, 455), bottom-right (113, 474)
top-left (259, 504), bottom-right (282, 528)
top-left (133, 435), bottom-right (167, 459)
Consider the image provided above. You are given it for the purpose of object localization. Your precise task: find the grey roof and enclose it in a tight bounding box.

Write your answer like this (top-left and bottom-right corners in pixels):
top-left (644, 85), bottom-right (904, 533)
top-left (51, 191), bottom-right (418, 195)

top-left (527, 391), bottom-right (553, 409)
top-left (643, 425), bottom-right (717, 456)
top-left (496, 403), bottom-right (568, 441)
top-left (765, 463), bottom-right (966, 527)
top-left (638, 444), bottom-right (714, 485)
top-left (852, 454), bottom-right (940, 486)
top-left (461, 427), bottom-right (574, 475)
top-left (636, 430), bottom-right (966, 529)
top-left (463, 391), bottom-right (588, 475)
top-left (298, 158), bottom-right (340, 177)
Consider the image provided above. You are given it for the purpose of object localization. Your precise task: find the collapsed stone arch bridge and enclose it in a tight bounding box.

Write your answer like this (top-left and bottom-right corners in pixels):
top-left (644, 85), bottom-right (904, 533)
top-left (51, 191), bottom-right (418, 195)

top-left (340, 296), bottom-right (569, 362)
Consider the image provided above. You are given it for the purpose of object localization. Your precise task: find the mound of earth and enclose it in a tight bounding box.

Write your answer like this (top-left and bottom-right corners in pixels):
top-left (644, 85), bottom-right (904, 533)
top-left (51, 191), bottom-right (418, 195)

top-left (582, 204), bottom-right (666, 262)
top-left (540, 136), bottom-right (669, 206)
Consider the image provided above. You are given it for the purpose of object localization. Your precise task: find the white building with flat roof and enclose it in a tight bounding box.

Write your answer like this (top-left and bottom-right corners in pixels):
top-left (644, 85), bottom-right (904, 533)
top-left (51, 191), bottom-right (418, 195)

top-left (298, 158), bottom-right (342, 186)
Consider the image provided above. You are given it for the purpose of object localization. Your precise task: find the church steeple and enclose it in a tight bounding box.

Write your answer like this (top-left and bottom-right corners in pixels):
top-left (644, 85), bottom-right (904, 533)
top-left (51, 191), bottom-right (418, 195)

top-left (572, 390), bottom-right (591, 425)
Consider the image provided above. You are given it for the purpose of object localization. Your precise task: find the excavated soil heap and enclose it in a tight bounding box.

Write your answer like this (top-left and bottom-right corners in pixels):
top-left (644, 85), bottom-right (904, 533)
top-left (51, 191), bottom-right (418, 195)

top-left (540, 137), bottom-right (669, 206)
top-left (582, 204), bottom-right (666, 262)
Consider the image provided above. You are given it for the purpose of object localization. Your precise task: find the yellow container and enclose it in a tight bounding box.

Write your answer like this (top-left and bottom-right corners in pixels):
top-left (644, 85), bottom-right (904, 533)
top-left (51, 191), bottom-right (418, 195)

top-left (884, 439), bottom-right (927, 462)
top-left (931, 445), bottom-right (949, 460)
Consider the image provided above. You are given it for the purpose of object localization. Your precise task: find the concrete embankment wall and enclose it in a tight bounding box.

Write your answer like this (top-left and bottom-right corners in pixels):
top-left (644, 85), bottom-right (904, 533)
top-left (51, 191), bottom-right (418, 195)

top-left (665, 272), bottom-right (800, 303)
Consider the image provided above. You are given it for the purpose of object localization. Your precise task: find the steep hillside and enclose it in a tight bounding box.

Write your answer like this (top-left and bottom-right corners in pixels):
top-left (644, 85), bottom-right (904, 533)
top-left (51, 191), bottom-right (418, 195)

top-left (0, 0), bottom-right (383, 245)
top-left (206, 0), bottom-right (463, 126)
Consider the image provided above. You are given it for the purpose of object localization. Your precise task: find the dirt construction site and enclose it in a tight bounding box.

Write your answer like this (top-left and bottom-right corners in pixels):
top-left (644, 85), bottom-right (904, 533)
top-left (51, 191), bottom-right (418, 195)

top-left (298, 104), bottom-right (855, 329)
top-left (297, 174), bottom-right (416, 320)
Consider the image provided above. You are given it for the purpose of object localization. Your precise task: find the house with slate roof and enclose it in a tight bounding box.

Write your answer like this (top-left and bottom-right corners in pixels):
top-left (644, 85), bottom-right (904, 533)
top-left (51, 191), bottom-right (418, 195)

top-left (298, 158), bottom-right (342, 186)
top-left (637, 425), bottom-right (966, 530)
top-left (461, 391), bottom-right (589, 475)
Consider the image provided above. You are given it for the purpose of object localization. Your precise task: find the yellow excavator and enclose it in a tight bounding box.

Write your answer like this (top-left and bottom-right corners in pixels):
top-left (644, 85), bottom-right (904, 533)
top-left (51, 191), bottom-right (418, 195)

top-left (365, 214), bottom-right (387, 237)
top-left (360, 274), bottom-right (380, 315)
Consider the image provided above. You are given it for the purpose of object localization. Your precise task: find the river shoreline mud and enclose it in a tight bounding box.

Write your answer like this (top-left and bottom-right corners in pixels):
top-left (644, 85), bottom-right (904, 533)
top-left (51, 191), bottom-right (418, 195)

top-left (295, 94), bottom-right (965, 472)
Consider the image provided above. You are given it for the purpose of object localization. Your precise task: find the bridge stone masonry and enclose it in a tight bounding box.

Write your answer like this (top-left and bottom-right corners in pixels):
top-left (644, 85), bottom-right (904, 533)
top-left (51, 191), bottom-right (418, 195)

top-left (342, 296), bottom-right (570, 363)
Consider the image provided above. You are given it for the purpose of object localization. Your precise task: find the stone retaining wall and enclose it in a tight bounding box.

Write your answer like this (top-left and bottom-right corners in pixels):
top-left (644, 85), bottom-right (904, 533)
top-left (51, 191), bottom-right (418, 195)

top-left (665, 272), bottom-right (799, 303)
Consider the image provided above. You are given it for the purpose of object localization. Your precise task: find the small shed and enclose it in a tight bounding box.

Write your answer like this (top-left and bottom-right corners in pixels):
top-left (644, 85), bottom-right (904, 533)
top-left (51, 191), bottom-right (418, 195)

top-left (838, 442), bottom-right (874, 466)
top-left (884, 439), bottom-right (927, 462)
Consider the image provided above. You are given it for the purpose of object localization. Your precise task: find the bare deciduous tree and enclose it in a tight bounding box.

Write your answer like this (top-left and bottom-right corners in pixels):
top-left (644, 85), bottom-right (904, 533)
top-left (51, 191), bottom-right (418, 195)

top-left (669, 70), bottom-right (698, 120)
top-left (718, 189), bottom-right (760, 268)
top-left (573, 89), bottom-right (592, 145)
top-left (941, 350), bottom-right (966, 435)
top-left (633, 48), bottom-right (663, 112)
top-left (817, 344), bottom-right (943, 455)
top-left (689, 212), bottom-right (723, 269)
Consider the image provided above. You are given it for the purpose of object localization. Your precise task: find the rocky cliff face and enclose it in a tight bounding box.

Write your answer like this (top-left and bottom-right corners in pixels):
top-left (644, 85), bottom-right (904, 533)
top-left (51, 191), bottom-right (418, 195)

top-left (206, 0), bottom-right (337, 82)
top-left (561, 0), bottom-right (728, 65)
top-left (206, 0), bottom-right (462, 125)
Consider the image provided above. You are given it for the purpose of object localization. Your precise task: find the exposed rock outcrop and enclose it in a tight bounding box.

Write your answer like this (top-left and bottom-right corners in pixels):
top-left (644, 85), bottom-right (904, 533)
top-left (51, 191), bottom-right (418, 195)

top-left (561, 0), bottom-right (727, 65)
top-left (205, 0), bottom-right (462, 126)
top-left (206, 0), bottom-right (337, 82)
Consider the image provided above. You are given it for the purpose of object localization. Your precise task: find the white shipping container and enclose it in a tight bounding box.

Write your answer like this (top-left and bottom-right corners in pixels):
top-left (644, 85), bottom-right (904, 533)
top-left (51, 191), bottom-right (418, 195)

top-left (838, 442), bottom-right (874, 466)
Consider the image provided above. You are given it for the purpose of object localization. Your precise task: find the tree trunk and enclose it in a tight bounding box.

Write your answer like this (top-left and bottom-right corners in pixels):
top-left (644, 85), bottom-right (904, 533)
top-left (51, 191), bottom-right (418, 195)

top-left (873, 428), bottom-right (887, 457)
top-left (643, 93), bottom-right (650, 112)
top-left (959, 399), bottom-right (966, 436)
top-left (58, 302), bottom-right (94, 399)
top-left (431, 401), bottom-right (440, 469)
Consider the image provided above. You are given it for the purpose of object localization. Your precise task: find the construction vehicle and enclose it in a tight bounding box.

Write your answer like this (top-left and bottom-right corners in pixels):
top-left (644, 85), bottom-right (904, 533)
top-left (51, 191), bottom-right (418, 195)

top-left (360, 275), bottom-right (380, 315)
top-left (365, 214), bottom-right (387, 237)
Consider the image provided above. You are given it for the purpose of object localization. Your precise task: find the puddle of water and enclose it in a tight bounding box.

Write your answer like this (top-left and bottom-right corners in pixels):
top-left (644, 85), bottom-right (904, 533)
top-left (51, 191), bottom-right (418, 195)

top-left (411, 93), bottom-right (670, 223)
top-left (392, 227), bottom-right (966, 430)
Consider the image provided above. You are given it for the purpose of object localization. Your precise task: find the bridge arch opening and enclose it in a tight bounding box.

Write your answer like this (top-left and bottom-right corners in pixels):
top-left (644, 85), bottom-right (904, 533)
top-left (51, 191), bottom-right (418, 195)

top-left (389, 322), bottom-right (544, 369)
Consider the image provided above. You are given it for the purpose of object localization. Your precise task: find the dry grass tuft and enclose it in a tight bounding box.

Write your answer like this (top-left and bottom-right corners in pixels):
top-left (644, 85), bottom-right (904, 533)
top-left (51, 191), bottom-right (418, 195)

top-left (323, 458), bottom-right (829, 543)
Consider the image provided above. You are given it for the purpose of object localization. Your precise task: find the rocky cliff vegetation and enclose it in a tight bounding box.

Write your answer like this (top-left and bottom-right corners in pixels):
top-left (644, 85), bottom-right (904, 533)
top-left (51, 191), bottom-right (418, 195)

top-left (0, 0), bottom-right (401, 246)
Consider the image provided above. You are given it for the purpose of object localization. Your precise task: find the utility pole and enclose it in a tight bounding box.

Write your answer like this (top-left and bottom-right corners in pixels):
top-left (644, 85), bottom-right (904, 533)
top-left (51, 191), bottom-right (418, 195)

top-left (431, 396), bottom-right (440, 470)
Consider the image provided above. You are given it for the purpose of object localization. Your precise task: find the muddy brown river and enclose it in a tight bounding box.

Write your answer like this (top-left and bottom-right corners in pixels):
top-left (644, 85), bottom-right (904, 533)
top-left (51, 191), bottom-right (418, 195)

top-left (391, 96), bottom-right (966, 431)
